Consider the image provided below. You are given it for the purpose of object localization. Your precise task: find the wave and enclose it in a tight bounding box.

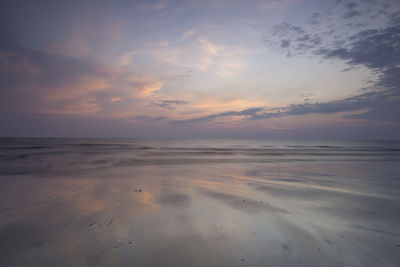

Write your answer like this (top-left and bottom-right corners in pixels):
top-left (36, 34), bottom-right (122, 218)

top-left (1, 138), bottom-right (400, 176)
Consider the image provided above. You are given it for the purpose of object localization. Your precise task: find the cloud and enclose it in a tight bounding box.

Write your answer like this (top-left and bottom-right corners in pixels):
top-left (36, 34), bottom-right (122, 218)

top-left (148, 100), bottom-right (188, 110)
top-left (197, 38), bottom-right (222, 71)
top-left (173, 108), bottom-right (264, 123)
top-left (40, 97), bottom-right (102, 114)
top-left (136, 115), bottom-right (167, 121)
top-left (264, 4), bottom-right (400, 123)
top-left (171, 89), bottom-right (400, 124)
top-left (0, 40), bottom-right (164, 115)
top-left (318, 26), bottom-right (399, 71)
top-left (314, 20), bottom-right (400, 96)
top-left (118, 50), bottom-right (139, 67)
top-left (41, 26), bottom-right (92, 58)
top-left (195, 38), bottom-right (248, 76)
top-left (0, 51), bottom-right (42, 78)
top-left (2, 0), bottom-right (399, 138)
top-left (345, 2), bottom-right (358, 9)
top-left (0, 41), bottom-right (103, 113)
top-left (267, 22), bottom-right (322, 56)
top-left (0, 0), bottom-right (169, 115)
top-left (342, 9), bottom-right (361, 19)
top-left (181, 28), bottom-right (196, 41)
top-left (148, 0), bottom-right (167, 10)
top-left (110, 96), bottom-right (122, 102)
top-left (257, 0), bottom-right (296, 12)
top-left (252, 91), bottom-right (398, 121)
top-left (310, 12), bottom-right (320, 19)
top-left (46, 75), bottom-right (111, 101)
top-left (307, 12), bottom-right (320, 25)
top-left (172, 14), bottom-right (400, 125)
top-left (314, 22), bottom-right (400, 120)
top-left (131, 78), bottom-right (164, 98)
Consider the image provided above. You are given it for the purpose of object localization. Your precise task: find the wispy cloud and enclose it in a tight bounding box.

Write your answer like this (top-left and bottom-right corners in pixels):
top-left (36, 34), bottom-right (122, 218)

top-left (130, 77), bottom-right (164, 98)
top-left (257, 0), bottom-right (296, 13)
top-left (171, 89), bottom-right (400, 124)
top-left (173, 108), bottom-right (264, 123)
top-left (253, 91), bottom-right (396, 121)
top-left (342, 9), bottom-right (361, 19)
top-left (41, 26), bottom-right (92, 58)
top-left (146, 0), bottom-right (167, 11)
top-left (136, 115), bottom-right (167, 121)
top-left (181, 28), bottom-right (196, 41)
top-left (148, 99), bottom-right (188, 110)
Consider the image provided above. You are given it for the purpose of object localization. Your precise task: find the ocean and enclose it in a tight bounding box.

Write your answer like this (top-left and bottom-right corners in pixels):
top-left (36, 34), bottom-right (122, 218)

top-left (1, 138), bottom-right (400, 266)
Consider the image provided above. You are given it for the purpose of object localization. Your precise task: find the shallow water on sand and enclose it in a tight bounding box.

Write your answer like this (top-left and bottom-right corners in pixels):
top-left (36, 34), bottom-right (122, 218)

top-left (1, 138), bottom-right (400, 266)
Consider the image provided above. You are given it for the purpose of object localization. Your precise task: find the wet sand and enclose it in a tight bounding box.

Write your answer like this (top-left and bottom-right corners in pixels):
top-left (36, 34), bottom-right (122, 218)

top-left (0, 139), bottom-right (400, 266)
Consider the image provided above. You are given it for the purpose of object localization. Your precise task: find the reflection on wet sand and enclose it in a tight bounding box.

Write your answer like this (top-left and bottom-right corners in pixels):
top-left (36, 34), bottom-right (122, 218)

top-left (196, 187), bottom-right (289, 214)
top-left (1, 139), bottom-right (400, 266)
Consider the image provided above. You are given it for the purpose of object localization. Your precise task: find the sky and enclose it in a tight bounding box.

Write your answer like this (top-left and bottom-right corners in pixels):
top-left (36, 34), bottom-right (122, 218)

top-left (1, 0), bottom-right (400, 138)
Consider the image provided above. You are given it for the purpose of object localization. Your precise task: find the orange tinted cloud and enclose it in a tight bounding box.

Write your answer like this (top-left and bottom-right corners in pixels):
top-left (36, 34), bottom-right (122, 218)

top-left (0, 51), bottom-right (42, 77)
top-left (40, 97), bottom-right (102, 114)
top-left (126, 76), bottom-right (164, 98)
top-left (46, 75), bottom-right (111, 101)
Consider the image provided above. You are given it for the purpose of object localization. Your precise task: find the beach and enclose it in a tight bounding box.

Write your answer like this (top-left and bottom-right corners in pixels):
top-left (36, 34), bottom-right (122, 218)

top-left (0, 138), bottom-right (399, 266)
